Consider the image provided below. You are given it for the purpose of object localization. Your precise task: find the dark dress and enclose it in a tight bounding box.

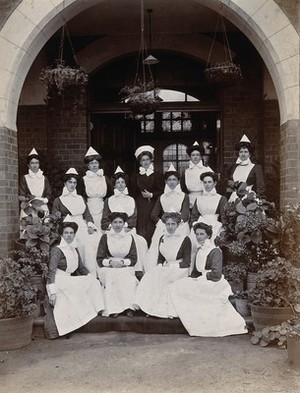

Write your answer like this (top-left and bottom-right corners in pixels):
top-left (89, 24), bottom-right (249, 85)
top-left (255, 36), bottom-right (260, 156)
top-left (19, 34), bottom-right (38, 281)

top-left (133, 171), bottom-right (164, 245)
top-left (228, 163), bottom-right (266, 197)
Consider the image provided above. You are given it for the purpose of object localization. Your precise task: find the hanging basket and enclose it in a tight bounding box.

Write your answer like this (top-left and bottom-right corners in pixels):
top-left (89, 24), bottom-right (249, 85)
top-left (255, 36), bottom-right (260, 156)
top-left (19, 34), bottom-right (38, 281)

top-left (120, 82), bottom-right (161, 115)
top-left (204, 62), bottom-right (242, 87)
top-left (40, 61), bottom-right (88, 98)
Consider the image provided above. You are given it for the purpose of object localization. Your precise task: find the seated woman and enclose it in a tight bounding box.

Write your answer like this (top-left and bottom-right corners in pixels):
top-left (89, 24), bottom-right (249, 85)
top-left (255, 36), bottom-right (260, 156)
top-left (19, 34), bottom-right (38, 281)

top-left (52, 168), bottom-right (101, 275)
top-left (147, 164), bottom-right (190, 270)
top-left (44, 216), bottom-right (104, 339)
top-left (101, 166), bottom-right (148, 274)
top-left (169, 222), bottom-right (247, 337)
top-left (97, 212), bottom-right (139, 317)
top-left (134, 212), bottom-right (191, 318)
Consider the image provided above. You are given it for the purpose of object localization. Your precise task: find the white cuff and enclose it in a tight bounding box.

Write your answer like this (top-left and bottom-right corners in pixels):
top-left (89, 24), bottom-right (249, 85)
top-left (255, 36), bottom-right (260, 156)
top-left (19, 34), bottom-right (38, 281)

top-left (87, 222), bottom-right (97, 230)
top-left (123, 259), bottom-right (131, 266)
top-left (43, 198), bottom-right (49, 204)
top-left (102, 258), bottom-right (110, 267)
top-left (47, 283), bottom-right (57, 295)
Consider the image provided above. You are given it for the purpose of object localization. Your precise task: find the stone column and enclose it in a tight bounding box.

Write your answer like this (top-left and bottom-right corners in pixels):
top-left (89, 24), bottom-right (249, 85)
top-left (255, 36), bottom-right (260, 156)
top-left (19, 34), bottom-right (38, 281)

top-left (0, 126), bottom-right (19, 256)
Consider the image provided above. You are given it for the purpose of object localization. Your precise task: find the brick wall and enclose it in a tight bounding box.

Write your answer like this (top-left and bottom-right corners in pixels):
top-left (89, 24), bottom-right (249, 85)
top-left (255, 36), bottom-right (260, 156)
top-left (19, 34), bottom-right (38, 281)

top-left (0, 127), bottom-right (19, 256)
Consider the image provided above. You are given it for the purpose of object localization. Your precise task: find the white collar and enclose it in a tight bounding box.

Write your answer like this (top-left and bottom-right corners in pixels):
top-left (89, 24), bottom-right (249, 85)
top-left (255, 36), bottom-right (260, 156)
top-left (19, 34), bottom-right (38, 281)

top-left (28, 169), bottom-right (43, 179)
top-left (61, 186), bottom-right (77, 197)
top-left (59, 237), bottom-right (77, 250)
top-left (164, 227), bottom-right (183, 238)
top-left (139, 163), bottom-right (154, 176)
top-left (108, 228), bottom-right (126, 238)
top-left (114, 188), bottom-right (129, 196)
top-left (236, 157), bottom-right (252, 166)
top-left (197, 238), bottom-right (215, 250)
top-left (163, 183), bottom-right (182, 195)
top-left (86, 169), bottom-right (104, 178)
top-left (203, 188), bottom-right (217, 196)
top-left (189, 160), bottom-right (204, 169)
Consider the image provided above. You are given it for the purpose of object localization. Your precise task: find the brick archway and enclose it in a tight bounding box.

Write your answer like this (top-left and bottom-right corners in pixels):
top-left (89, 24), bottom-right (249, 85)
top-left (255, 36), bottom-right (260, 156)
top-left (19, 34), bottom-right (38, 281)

top-left (0, 0), bottom-right (299, 255)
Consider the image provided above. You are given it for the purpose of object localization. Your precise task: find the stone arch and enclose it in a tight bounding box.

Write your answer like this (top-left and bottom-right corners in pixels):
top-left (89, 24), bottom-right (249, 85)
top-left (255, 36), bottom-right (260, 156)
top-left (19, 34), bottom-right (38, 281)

top-left (0, 0), bottom-right (298, 130)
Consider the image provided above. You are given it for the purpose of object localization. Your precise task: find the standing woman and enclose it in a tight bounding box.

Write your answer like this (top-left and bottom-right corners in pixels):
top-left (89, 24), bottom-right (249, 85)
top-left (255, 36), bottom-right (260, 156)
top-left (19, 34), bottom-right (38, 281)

top-left (180, 141), bottom-right (213, 209)
top-left (190, 171), bottom-right (227, 240)
top-left (169, 222), bottom-right (247, 337)
top-left (133, 145), bottom-right (164, 246)
top-left (44, 216), bottom-right (104, 339)
top-left (19, 148), bottom-right (51, 217)
top-left (134, 212), bottom-right (191, 318)
top-left (52, 168), bottom-right (101, 275)
top-left (82, 147), bottom-right (113, 231)
top-left (97, 212), bottom-right (138, 317)
top-left (228, 134), bottom-right (266, 201)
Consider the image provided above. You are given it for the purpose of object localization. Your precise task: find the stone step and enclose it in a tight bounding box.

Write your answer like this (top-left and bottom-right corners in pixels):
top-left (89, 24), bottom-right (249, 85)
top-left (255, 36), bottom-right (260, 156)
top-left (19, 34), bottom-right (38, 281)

top-left (33, 313), bottom-right (253, 336)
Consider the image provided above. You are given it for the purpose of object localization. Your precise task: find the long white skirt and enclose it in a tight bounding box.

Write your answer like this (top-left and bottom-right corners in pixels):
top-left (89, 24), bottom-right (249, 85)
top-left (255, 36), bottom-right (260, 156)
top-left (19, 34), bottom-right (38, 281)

top-left (98, 267), bottom-right (138, 316)
top-left (145, 221), bottom-right (190, 272)
top-left (72, 216), bottom-right (102, 276)
top-left (50, 269), bottom-right (104, 336)
top-left (134, 264), bottom-right (189, 318)
top-left (169, 275), bottom-right (247, 337)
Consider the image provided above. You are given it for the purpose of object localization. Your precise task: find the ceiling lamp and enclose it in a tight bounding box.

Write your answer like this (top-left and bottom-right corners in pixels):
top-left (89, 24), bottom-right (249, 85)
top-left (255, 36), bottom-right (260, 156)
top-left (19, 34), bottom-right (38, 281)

top-left (143, 9), bottom-right (159, 65)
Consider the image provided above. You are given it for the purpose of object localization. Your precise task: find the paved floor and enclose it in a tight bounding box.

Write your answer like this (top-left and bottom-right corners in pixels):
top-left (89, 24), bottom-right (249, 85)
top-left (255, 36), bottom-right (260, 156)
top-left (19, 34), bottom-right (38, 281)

top-left (0, 332), bottom-right (300, 393)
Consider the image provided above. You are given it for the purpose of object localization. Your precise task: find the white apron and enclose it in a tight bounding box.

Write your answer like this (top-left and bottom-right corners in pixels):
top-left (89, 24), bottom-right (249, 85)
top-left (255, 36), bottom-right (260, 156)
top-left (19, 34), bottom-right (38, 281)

top-left (97, 231), bottom-right (139, 316)
top-left (169, 241), bottom-right (247, 336)
top-left (134, 232), bottom-right (189, 318)
top-left (47, 244), bottom-right (104, 336)
top-left (60, 191), bottom-right (102, 275)
top-left (229, 160), bottom-right (255, 202)
top-left (83, 170), bottom-right (108, 230)
top-left (20, 170), bottom-right (49, 218)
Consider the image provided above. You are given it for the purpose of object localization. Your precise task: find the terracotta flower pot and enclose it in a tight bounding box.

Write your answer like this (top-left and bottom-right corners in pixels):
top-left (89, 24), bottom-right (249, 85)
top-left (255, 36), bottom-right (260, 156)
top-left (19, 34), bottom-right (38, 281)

top-left (0, 315), bottom-right (33, 351)
top-left (250, 304), bottom-right (294, 331)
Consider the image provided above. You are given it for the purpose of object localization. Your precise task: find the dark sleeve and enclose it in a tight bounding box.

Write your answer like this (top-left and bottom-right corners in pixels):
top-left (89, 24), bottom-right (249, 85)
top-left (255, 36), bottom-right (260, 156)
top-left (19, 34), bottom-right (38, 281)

top-left (76, 249), bottom-right (90, 275)
top-left (79, 177), bottom-right (87, 200)
top-left (82, 199), bottom-right (94, 223)
top-left (127, 204), bottom-right (137, 229)
top-left (124, 236), bottom-right (137, 266)
top-left (151, 198), bottom-right (163, 224)
top-left (105, 176), bottom-right (114, 198)
top-left (217, 196), bottom-right (227, 224)
top-left (43, 177), bottom-right (52, 200)
top-left (101, 199), bottom-right (111, 231)
top-left (47, 247), bottom-right (61, 285)
top-left (178, 237), bottom-right (191, 269)
top-left (254, 165), bottom-right (266, 197)
top-left (157, 236), bottom-right (165, 265)
top-left (190, 200), bottom-right (200, 224)
top-left (19, 176), bottom-right (31, 198)
top-left (152, 172), bottom-right (165, 199)
top-left (180, 195), bottom-right (190, 223)
top-left (52, 198), bottom-right (61, 215)
top-left (96, 234), bottom-right (110, 267)
top-left (180, 171), bottom-right (189, 194)
top-left (206, 248), bottom-right (223, 282)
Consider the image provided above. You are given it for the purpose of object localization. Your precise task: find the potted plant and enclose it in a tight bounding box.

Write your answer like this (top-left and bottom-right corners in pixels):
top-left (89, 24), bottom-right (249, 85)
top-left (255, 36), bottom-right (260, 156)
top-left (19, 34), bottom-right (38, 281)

top-left (0, 256), bottom-right (38, 350)
top-left (248, 257), bottom-right (300, 330)
top-left (232, 290), bottom-right (250, 318)
top-left (223, 261), bottom-right (247, 294)
top-left (250, 321), bottom-right (289, 348)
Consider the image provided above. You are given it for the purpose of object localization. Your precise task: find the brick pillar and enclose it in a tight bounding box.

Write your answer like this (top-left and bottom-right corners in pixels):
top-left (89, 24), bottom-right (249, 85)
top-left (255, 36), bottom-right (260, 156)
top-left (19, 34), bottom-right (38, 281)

top-left (280, 120), bottom-right (300, 207)
top-left (0, 126), bottom-right (19, 256)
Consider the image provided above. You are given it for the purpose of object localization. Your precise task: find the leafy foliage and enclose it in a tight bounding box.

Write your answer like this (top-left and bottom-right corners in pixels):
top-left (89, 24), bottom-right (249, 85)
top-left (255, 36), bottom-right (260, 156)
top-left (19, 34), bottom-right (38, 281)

top-left (204, 61), bottom-right (242, 87)
top-left (0, 257), bottom-right (37, 319)
top-left (249, 257), bottom-right (300, 308)
top-left (251, 323), bottom-right (289, 348)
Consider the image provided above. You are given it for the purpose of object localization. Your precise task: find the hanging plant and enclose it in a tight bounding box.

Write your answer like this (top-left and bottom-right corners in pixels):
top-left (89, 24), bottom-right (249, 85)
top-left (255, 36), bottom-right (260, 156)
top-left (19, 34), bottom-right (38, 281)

top-left (120, 81), bottom-right (161, 115)
top-left (204, 61), bottom-right (242, 87)
top-left (119, 0), bottom-right (160, 116)
top-left (40, 60), bottom-right (88, 99)
top-left (39, 24), bottom-right (88, 107)
top-left (204, 13), bottom-right (243, 87)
